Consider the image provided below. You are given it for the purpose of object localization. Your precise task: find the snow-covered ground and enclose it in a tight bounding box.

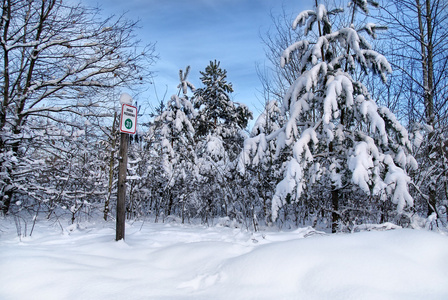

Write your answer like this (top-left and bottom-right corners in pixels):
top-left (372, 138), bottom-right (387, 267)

top-left (1, 218), bottom-right (447, 300)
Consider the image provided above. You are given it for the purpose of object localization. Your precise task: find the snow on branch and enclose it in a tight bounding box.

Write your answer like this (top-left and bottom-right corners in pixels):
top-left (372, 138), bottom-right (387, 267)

top-left (358, 96), bottom-right (388, 145)
top-left (349, 0), bottom-right (379, 15)
top-left (348, 141), bottom-right (378, 194)
top-left (281, 41), bottom-right (309, 68)
top-left (292, 128), bottom-right (318, 162)
top-left (360, 50), bottom-right (392, 82)
top-left (292, 10), bottom-right (316, 30)
top-left (324, 74), bottom-right (354, 124)
top-left (359, 23), bottom-right (387, 39)
top-left (378, 107), bottom-right (412, 150)
top-left (317, 4), bottom-right (327, 22)
top-left (292, 4), bottom-right (327, 34)
top-left (283, 63), bottom-right (327, 113)
top-left (384, 155), bottom-right (414, 212)
top-left (311, 36), bottom-right (330, 64)
top-left (272, 159), bottom-right (303, 221)
top-left (237, 133), bottom-right (268, 174)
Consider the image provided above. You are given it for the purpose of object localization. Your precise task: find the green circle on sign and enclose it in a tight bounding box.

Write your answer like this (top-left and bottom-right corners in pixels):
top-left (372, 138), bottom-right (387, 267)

top-left (124, 119), bottom-right (133, 129)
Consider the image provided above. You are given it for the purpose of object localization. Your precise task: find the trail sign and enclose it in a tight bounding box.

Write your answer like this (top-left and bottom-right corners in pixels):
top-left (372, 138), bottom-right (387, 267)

top-left (120, 104), bottom-right (137, 134)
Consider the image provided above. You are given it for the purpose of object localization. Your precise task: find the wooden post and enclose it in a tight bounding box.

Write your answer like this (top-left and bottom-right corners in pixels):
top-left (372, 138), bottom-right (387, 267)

top-left (116, 95), bottom-right (137, 241)
top-left (116, 132), bottom-right (129, 241)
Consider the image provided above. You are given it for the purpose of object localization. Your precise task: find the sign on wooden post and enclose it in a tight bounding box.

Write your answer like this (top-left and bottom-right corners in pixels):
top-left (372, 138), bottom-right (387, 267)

top-left (120, 104), bottom-right (137, 134)
top-left (116, 99), bottom-right (137, 241)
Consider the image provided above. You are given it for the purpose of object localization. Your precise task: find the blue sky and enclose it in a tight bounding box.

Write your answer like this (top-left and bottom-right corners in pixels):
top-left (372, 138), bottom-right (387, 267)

top-left (84, 0), bottom-right (309, 117)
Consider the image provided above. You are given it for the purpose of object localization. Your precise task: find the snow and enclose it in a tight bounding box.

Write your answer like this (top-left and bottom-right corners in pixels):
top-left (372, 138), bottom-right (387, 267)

top-left (292, 10), bottom-right (315, 30)
top-left (238, 133), bottom-right (268, 173)
top-left (317, 4), bottom-right (327, 22)
top-left (119, 93), bottom-right (133, 105)
top-left (384, 155), bottom-right (414, 212)
top-left (359, 98), bottom-right (388, 145)
top-left (364, 23), bottom-right (378, 37)
top-left (292, 127), bottom-right (318, 161)
top-left (281, 40), bottom-right (309, 68)
top-left (323, 74), bottom-right (353, 124)
top-left (1, 219), bottom-right (448, 300)
top-left (348, 141), bottom-right (374, 193)
top-left (206, 135), bottom-right (225, 159)
top-left (272, 159), bottom-right (303, 220)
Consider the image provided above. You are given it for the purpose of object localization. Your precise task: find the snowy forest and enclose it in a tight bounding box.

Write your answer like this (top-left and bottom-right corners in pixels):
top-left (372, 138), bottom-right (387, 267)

top-left (1, 0), bottom-right (448, 234)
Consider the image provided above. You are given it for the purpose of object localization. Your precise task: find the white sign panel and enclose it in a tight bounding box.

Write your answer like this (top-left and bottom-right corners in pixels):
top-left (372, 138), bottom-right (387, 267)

top-left (120, 104), bottom-right (137, 134)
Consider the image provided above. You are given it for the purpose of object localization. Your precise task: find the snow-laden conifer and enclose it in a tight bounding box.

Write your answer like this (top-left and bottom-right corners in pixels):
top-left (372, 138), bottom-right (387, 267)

top-left (240, 1), bottom-right (416, 231)
top-left (237, 100), bottom-right (284, 226)
top-left (193, 60), bottom-right (252, 223)
top-left (148, 67), bottom-right (197, 219)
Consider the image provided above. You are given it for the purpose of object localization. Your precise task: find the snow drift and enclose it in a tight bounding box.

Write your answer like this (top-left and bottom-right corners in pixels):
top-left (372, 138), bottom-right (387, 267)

top-left (1, 219), bottom-right (447, 300)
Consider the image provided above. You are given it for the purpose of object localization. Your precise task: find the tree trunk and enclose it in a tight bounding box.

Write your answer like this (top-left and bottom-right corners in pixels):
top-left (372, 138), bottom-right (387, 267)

top-left (1, 187), bottom-right (13, 215)
top-left (166, 191), bottom-right (173, 217)
top-left (424, 0), bottom-right (435, 126)
top-left (331, 188), bottom-right (339, 233)
top-left (417, 0), bottom-right (437, 216)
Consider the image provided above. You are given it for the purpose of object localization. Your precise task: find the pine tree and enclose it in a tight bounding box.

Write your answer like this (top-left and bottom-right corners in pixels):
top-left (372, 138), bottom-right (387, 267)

top-left (193, 60), bottom-right (252, 223)
top-left (148, 66), bottom-right (197, 221)
top-left (241, 1), bottom-right (417, 232)
top-left (194, 60), bottom-right (251, 139)
top-left (238, 100), bottom-right (284, 226)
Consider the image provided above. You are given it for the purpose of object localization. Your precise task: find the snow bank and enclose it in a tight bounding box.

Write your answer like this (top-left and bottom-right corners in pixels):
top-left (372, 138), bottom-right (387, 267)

top-left (1, 219), bottom-right (447, 300)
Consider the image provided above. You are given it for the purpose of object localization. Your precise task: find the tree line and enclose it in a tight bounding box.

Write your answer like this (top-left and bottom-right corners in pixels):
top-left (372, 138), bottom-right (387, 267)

top-left (1, 0), bottom-right (447, 233)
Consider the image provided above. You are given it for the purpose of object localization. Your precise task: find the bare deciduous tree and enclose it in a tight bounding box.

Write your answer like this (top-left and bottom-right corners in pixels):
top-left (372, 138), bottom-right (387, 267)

top-left (0, 0), bottom-right (156, 214)
top-left (378, 0), bottom-right (448, 218)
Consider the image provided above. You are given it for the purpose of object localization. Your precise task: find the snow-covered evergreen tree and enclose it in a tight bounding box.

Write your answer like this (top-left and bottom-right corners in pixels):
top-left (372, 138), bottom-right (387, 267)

top-left (240, 1), bottom-right (417, 232)
top-left (148, 66), bottom-right (197, 221)
top-left (194, 60), bottom-right (251, 141)
top-left (193, 60), bottom-right (252, 223)
top-left (238, 100), bottom-right (284, 226)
